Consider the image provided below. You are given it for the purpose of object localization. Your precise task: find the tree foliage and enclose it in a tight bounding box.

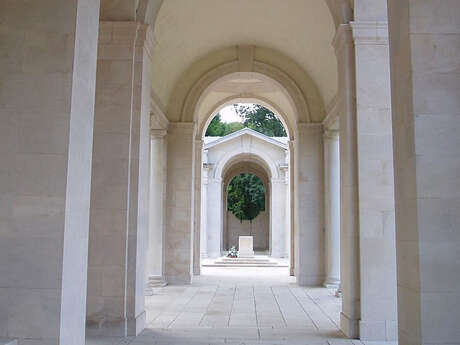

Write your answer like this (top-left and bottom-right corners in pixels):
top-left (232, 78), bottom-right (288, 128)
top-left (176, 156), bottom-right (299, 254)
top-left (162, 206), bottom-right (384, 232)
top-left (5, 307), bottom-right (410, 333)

top-left (205, 104), bottom-right (287, 137)
top-left (227, 173), bottom-right (265, 221)
top-left (205, 114), bottom-right (244, 136)
top-left (235, 104), bottom-right (287, 137)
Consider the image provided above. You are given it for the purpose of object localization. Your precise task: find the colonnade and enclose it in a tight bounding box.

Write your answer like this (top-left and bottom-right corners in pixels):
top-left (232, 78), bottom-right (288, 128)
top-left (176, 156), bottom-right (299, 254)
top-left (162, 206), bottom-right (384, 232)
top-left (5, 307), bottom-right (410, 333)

top-left (1, 1), bottom-right (459, 344)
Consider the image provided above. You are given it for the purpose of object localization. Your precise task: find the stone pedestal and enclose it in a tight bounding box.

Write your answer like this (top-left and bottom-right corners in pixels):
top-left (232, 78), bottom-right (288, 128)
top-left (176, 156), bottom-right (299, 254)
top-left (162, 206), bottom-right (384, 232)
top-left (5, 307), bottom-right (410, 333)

top-left (238, 236), bottom-right (255, 257)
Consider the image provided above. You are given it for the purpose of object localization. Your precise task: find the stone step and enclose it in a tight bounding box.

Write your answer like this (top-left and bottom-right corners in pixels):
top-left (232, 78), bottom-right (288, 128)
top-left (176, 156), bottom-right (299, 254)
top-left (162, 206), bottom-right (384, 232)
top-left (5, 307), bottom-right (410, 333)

top-left (202, 263), bottom-right (288, 267)
top-left (220, 257), bottom-right (271, 263)
top-left (0, 339), bottom-right (18, 345)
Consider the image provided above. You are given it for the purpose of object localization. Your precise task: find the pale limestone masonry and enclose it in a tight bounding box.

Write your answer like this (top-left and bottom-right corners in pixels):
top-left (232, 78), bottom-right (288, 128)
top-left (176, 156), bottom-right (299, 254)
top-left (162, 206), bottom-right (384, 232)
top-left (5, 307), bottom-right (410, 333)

top-left (0, 1), bottom-right (99, 344)
top-left (86, 21), bottom-right (154, 336)
top-left (1, 1), bottom-right (460, 344)
top-left (388, 1), bottom-right (460, 344)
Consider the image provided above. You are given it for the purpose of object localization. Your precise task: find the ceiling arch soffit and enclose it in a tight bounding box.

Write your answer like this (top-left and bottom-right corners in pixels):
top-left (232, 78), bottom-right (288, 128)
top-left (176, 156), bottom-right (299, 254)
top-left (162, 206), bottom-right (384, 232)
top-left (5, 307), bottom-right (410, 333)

top-left (215, 149), bottom-right (279, 182)
top-left (178, 46), bottom-right (320, 126)
top-left (223, 162), bottom-right (270, 190)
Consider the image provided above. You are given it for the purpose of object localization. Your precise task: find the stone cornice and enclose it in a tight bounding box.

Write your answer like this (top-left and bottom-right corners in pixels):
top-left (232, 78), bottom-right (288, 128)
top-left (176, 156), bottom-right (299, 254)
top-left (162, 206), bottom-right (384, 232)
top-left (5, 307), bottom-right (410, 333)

top-left (151, 129), bottom-right (167, 138)
top-left (168, 122), bottom-right (196, 134)
top-left (324, 129), bottom-right (339, 140)
top-left (351, 21), bottom-right (389, 45)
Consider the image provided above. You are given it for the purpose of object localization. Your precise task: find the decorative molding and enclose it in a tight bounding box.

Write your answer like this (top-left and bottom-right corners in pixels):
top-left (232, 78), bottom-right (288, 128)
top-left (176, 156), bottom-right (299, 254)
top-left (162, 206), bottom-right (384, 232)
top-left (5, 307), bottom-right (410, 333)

top-left (150, 129), bottom-right (167, 138)
top-left (204, 127), bottom-right (287, 150)
top-left (323, 129), bottom-right (339, 140)
top-left (168, 122), bottom-right (196, 134)
top-left (351, 21), bottom-right (389, 45)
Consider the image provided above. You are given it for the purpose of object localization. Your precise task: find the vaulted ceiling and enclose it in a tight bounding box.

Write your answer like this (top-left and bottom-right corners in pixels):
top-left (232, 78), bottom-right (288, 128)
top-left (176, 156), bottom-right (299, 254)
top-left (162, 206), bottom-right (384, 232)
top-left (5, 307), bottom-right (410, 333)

top-left (150, 0), bottom-right (338, 118)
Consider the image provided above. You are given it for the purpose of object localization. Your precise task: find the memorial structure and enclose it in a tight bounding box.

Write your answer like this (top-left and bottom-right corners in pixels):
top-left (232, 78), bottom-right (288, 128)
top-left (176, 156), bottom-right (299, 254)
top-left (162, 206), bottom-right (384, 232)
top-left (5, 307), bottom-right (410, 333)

top-left (0, 1), bottom-right (459, 344)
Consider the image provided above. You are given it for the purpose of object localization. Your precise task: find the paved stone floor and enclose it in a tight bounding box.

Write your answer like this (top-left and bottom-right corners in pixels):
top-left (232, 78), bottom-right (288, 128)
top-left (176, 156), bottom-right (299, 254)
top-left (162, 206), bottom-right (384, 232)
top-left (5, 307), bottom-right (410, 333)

top-left (87, 267), bottom-right (397, 345)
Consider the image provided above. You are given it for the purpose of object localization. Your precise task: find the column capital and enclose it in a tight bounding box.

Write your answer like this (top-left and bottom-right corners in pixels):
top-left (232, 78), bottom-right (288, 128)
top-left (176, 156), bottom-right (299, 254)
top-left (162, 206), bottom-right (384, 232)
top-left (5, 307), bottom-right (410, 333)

top-left (324, 129), bottom-right (339, 141)
top-left (350, 21), bottom-right (388, 45)
top-left (168, 122), bottom-right (196, 135)
top-left (332, 24), bottom-right (354, 54)
top-left (151, 129), bottom-right (167, 138)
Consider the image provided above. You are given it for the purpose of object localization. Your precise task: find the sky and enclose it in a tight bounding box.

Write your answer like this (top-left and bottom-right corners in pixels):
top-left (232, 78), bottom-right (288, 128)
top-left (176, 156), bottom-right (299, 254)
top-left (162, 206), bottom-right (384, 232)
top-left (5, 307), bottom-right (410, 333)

top-left (219, 104), bottom-right (243, 123)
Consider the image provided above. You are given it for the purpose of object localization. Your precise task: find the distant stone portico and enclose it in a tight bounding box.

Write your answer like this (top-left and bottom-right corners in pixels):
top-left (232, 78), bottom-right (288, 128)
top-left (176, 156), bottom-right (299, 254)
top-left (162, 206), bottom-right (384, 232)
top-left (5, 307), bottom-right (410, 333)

top-left (201, 128), bottom-right (290, 259)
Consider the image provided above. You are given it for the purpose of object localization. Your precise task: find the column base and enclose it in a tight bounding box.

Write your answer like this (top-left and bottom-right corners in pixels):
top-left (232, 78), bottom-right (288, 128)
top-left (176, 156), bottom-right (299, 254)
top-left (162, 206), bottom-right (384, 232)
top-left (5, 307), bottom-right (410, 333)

top-left (297, 274), bottom-right (324, 286)
top-left (340, 312), bottom-right (360, 339)
top-left (323, 277), bottom-right (340, 288)
top-left (86, 311), bottom-right (146, 337)
top-left (145, 276), bottom-right (167, 295)
top-left (359, 320), bottom-right (397, 341)
top-left (165, 274), bottom-right (192, 285)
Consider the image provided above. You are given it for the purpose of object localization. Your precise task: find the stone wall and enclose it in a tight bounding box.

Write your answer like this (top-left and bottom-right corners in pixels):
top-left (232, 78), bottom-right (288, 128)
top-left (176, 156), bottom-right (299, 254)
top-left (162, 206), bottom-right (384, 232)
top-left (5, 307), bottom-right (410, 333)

top-left (225, 212), bottom-right (269, 252)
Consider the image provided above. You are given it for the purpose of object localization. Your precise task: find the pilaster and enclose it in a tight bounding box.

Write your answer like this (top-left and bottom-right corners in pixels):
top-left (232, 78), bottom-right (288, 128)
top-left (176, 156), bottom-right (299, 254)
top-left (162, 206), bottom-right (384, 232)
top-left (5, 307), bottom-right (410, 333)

top-left (87, 21), bottom-right (154, 337)
top-left (164, 123), bottom-right (196, 284)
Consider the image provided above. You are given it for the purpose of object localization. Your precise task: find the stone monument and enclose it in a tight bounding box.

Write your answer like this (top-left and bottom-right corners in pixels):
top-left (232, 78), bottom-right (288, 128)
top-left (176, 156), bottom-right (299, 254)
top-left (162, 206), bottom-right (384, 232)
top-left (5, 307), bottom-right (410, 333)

top-left (238, 236), bottom-right (254, 257)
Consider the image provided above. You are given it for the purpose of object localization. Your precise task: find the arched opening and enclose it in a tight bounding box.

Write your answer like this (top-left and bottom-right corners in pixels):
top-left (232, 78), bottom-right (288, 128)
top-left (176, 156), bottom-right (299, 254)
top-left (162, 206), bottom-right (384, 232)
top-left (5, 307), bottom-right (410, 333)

top-left (199, 102), bottom-right (291, 271)
top-left (224, 173), bottom-right (268, 253)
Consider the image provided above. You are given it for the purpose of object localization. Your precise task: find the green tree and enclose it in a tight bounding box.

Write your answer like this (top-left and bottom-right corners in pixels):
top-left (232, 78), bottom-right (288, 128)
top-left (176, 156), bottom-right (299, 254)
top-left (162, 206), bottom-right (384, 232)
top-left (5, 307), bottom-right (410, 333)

top-left (205, 114), bottom-right (244, 136)
top-left (227, 173), bottom-right (265, 221)
top-left (235, 104), bottom-right (287, 137)
top-left (205, 104), bottom-right (287, 137)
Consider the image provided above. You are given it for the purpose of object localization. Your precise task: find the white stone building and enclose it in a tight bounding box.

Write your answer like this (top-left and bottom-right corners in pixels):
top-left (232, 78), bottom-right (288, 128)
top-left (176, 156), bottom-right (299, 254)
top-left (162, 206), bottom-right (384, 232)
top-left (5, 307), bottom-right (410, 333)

top-left (201, 128), bottom-right (290, 259)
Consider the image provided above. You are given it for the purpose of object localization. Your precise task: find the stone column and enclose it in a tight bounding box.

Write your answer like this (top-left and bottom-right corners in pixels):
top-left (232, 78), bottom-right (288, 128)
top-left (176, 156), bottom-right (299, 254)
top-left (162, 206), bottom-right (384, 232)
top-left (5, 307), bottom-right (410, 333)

top-left (288, 141), bottom-right (296, 275)
top-left (164, 123), bottom-right (196, 284)
top-left (145, 129), bottom-right (167, 289)
top-left (206, 178), bottom-right (223, 258)
top-left (193, 140), bottom-right (203, 275)
top-left (333, 24), bottom-right (361, 338)
top-left (352, 20), bottom-right (398, 341)
top-left (0, 1), bottom-right (99, 344)
top-left (323, 130), bottom-right (341, 287)
top-left (388, 1), bottom-right (460, 344)
top-left (200, 152), bottom-right (211, 258)
top-left (294, 124), bottom-right (324, 285)
top-left (86, 22), bottom-right (153, 336)
top-left (270, 179), bottom-right (287, 258)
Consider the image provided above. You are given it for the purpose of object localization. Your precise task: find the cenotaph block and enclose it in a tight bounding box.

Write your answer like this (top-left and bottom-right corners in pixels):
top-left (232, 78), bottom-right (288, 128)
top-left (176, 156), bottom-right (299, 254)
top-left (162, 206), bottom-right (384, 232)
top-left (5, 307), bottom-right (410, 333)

top-left (238, 236), bottom-right (254, 257)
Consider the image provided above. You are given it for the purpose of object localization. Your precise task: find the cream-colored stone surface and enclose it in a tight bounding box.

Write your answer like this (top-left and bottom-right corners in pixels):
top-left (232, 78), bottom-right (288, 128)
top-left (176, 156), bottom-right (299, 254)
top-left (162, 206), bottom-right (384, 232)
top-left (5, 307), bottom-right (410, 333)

top-left (86, 21), bottom-right (153, 337)
top-left (164, 123), bottom-right (196, 284)
top-left (388, 1), bottom-right (460, 344)
top-left (352, 17), bottom-right (398, 341)
top-left (151, 0), bottom-right (337, 114)
top-left (226, 212), bottom-right (269, 253)
top-left (294, 124), bottom-right (325, 286)
top-left (0, 1), bottom-right (99, 344)
top-left (203, 129), bottom-right (289, 260)
top-left (0, 0), bottom-right (99, 345)
top-left (323, 130), bottom-right (341, 287)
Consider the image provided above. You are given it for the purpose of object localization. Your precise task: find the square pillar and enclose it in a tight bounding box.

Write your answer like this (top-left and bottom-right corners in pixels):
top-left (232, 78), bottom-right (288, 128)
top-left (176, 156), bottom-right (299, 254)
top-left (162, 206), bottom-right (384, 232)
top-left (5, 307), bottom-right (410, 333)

top-left (352, 20), bottom-right (398, 341)
top-left (294, 123), bottom-right (324, 286)
top-left (145, 129), bottom-right (168, 290)
top-left (86, 21), bottom-right (154, 336)
top-left (164, 123), bottom-right (196, 284)
top-left (388, 1), bottom-right (460, 344)
top-left (0, 1), bottom-right (99, 344)
top-left (333, 25), bottom-right (361, 338)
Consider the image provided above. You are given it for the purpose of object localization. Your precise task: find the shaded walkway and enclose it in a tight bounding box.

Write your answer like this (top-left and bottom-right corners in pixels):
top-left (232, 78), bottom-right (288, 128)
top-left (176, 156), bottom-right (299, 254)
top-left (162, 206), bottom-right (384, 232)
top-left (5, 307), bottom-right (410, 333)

top-left (87, 267), bottom-right (394, 345)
